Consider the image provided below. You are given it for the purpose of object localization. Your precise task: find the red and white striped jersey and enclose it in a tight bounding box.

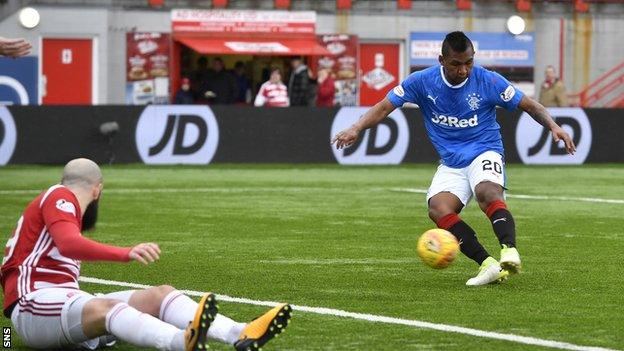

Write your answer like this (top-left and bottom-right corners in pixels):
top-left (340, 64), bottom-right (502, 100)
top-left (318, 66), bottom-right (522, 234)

top-left (254, 81), bottom-right (289, 107)
top-left (1, 185), bottom-right (82, 316)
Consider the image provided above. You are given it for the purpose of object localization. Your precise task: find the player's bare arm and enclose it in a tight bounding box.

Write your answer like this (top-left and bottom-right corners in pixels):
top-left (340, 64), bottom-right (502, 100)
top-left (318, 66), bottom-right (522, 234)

top-left (331, 97), bottom-right (396, 149)
top-left (518, 95), bottom-right (576, 154)
top-left (0, 36), bottom-right (31, 58)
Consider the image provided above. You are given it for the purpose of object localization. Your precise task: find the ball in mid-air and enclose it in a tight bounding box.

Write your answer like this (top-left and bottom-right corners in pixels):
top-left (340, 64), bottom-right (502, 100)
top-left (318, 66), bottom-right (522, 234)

top-left (417, 229), bottom-right (460, 269)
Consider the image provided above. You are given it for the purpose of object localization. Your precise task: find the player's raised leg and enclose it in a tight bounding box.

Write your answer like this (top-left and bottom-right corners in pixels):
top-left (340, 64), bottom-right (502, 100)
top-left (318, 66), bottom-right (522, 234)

top-left (427, 165), bottom-right (507, 286)
top-left (429, 193), bottom-right (506, 285)
top-left (429, 193), bottom-right (490, 266)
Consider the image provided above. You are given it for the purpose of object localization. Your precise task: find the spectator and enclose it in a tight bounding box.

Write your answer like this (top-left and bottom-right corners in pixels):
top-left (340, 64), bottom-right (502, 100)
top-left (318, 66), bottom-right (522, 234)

top-left (307, 68), bottom-right (318, 106)
top-left (288, 57), bottom-right (311, 106)
top-left (538, 65), bottom-right (568, 107)
top-left (173, 77), bottom-right (194, 104)
top-left (192, 56), bottom-right (211, 101)
top-left (316, 69), bottom-right (336, 107)
top-left (233, 61), bottom-right (252, 104)
top-left (254, 68), bottom-right (289, 107)
top-left (203, 57), bottom-right (236, 104)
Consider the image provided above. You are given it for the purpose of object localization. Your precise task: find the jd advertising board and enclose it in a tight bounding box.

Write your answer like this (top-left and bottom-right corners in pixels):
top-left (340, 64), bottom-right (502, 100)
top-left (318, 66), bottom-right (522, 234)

top-left (1, 106), bottom-right (621, 165)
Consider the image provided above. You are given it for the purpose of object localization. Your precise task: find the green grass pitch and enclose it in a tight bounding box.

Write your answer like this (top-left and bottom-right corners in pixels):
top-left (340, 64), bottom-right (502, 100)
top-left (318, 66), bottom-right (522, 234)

top-left (0, 164), bottom-right (622, 350)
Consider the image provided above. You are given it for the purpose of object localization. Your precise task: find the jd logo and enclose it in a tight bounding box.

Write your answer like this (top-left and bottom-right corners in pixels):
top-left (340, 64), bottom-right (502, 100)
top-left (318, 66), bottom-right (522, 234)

top-left (148, 114), bottom-right (207, 156)
top-left (0, 106), bottom-right (17, 166)
top-left (331, 107), bottom-right (409, 164)
top-left (516, 108), bottom-right (591, 165)
top-left (0, 117), bottom-right (4, 143)
top-left (135, 106), bottom-right (219, 164)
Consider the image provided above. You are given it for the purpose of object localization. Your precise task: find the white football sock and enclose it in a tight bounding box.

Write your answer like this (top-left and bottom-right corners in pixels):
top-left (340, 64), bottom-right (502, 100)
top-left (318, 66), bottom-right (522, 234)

top-left (106, 302), bottom-right (185, 351)
top-left (210, 314), bottom-right (246, 344)
top-left (159, 290), bottom-right (246, 344)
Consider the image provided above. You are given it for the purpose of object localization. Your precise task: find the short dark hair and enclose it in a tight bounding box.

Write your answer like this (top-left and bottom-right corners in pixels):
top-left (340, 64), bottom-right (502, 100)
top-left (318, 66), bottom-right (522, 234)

top-left (442, 31), bottom-right (474, 57)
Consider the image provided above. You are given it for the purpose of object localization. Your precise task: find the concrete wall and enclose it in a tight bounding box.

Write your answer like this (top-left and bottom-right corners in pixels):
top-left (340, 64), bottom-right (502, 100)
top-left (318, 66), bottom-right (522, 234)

top-left (1, 2), bottom-right (622, 103)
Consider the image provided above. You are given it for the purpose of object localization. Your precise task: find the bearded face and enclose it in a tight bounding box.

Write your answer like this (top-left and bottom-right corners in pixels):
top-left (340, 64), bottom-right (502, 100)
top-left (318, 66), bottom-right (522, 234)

top-left (82, 197), bottom-right (99, 232)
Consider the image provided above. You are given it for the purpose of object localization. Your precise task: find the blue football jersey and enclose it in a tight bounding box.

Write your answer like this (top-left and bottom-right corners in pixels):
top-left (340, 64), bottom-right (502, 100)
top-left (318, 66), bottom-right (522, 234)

top-left (387, 65), bottom-right (524, 168)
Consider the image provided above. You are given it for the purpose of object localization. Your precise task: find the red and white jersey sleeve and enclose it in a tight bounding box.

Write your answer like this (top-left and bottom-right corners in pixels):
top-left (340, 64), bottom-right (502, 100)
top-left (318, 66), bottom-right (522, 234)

top-left (254, 81), bottom-right (289, 107)
top-left (1, 185), bottom-right (83, 315)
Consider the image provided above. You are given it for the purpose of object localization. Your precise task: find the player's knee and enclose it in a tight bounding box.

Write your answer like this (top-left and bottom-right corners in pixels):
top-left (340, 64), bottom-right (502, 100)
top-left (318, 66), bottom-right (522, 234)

top-left (140, 285), bottom-right (176, 316)
top-left (154, 284), bottom-right (175, 295)
top-left (428, 205), bottom-right (453, 223)
top-left (475, 182), bottom-right (503, 205)
top-left (87, 298), bottom-right (123, 318)
top-left (82, 298), bottom-right (124, 333)
top-left (153, 285), bottom-right (176, 300)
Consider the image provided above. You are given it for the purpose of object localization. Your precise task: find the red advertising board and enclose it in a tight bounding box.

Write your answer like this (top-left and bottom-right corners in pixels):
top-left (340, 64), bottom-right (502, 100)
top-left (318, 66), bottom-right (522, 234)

top-left (316, 34), bottom-right (359, 106)
top-left (359, 43), bottom-right (400, 106)
top-left (171, 9), bottom-right (316, 35)
top-left (126, 32), bottom-right (170, 82)
top-left (126, 32), bottom-right (171, 104)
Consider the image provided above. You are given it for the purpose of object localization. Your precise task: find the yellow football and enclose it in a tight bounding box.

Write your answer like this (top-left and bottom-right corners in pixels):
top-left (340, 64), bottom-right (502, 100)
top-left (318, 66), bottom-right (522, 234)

top-left (417, 229), bottom-right (460, 269)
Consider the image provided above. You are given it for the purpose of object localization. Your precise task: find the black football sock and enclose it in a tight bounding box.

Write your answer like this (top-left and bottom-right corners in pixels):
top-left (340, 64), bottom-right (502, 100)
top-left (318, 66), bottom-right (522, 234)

top-left (489, 209), bottom-right (517, 248)
top-left (449, 221), bottom-right (491, 265)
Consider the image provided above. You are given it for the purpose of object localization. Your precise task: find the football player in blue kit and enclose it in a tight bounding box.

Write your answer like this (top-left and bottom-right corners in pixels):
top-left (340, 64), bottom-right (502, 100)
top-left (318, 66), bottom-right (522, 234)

top-left (332, 31), bottom-right (576, 286)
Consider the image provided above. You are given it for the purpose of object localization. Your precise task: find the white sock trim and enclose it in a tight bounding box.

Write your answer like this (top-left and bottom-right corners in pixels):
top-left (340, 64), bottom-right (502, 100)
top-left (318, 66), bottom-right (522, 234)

top-left (105, 302), bottom-right (129, 334)
top-left (159, 291), bottom-right (185, 322)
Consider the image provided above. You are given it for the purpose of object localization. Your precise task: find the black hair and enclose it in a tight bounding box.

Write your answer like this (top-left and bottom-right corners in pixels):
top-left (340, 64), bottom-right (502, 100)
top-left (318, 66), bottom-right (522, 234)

top-left (270, 67), bottom-right (281, 74)
top-left (441, 31), bottom-right (474, 57)
top-left (213, 57), bottom-right (224, 63)
top-left (234, 61), bottom-right (245, 68)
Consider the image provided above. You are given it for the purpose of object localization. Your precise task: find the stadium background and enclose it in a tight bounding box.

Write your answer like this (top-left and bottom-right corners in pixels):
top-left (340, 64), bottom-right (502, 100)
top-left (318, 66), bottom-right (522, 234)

top-left (0, 1), bottom-right (623, 351)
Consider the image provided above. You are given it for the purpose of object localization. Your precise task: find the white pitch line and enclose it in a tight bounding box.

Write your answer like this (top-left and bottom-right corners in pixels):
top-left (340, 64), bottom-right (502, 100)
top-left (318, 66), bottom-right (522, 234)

top-left (79, 276), bottom-right (618, 351)
top-left (390, 188), bottom-right (624, 205)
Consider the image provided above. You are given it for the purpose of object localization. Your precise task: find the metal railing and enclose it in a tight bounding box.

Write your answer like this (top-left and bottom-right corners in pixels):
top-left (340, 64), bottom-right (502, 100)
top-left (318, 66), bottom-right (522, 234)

top-left (569, 60), bottom-right (624, 107)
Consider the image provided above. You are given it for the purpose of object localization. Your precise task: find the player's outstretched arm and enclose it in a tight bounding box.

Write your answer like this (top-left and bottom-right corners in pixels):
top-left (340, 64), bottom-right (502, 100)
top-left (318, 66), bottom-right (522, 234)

top-left (331, 97), bottom-right (396, 149)
top-left (48, 221), bottom-right (160, 265)
top-left (0, 37), bottom-right (31, 58)
top-left (518, 95), bottom-right (576, 154)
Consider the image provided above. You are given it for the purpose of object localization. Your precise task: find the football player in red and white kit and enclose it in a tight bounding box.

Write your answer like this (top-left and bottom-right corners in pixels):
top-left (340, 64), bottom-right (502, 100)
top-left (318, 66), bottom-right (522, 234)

top-left (1, 159), bottom-right (291, 350)
top-left (254, 68), bottom-right (290, 107)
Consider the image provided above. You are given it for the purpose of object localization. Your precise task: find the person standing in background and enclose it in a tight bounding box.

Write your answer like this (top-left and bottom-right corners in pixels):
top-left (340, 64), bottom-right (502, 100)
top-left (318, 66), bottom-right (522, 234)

top-left (203, 57), bottom-right (236, 105)
top-left (233, 61), bottom-right (252, 104)
top-left (192, 56), bottom-right (212, 103)
top-left (173, 77), bottom-right (194, 105)
top-left (288, 57), bottom-right (311, 106)
top-left (538, 65), bottom-right (568, 107)
top-left (254, 68), bottom-right (289, 107)
top-left (316, 69), bottom-right (336, 107)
